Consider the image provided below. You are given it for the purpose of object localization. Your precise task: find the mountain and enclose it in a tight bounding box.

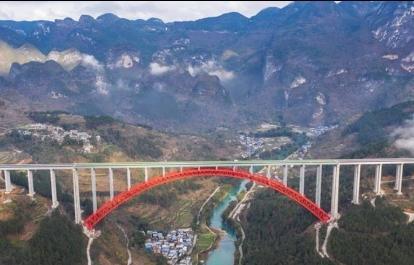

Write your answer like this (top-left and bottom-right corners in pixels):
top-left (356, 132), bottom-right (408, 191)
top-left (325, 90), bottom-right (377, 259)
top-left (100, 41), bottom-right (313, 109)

top-left (0, 1), bottom-right (413, 132)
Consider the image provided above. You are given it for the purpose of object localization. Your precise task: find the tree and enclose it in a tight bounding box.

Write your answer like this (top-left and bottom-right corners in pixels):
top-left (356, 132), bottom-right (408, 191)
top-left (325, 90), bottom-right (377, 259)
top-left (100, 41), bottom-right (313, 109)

top-left (29, 211), bottom-right (86, 265)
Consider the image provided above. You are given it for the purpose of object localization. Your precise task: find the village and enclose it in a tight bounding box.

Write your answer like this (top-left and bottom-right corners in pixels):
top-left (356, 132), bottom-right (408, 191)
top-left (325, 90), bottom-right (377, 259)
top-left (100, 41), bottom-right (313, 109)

top-left (238, 124), bottom-right (338, 159)
top-left (10, 123), bottom-right (100, 153)
top-left (144, 228), bottom-right (194, 265)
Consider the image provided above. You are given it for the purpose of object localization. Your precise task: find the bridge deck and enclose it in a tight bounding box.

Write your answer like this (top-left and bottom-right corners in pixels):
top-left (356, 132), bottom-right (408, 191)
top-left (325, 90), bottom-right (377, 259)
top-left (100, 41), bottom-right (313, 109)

top-left (0, 158), bottom-right (414, 170)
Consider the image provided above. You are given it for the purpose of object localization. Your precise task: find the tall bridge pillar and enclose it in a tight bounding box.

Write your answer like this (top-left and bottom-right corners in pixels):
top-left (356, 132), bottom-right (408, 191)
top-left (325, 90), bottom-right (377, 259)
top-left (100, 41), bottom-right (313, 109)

top-left (145, 167), bottom-right (149, 182)
top-left (127, 168), bottom-right (132, 190)
top-left (283, 165), bottom-right (288, 186)
top-left (72, 169), bottom-right (81, 224)
top-left (50, 169), bottom-right (59, 208)
top-left (315, 165), bottom-right (322, 207)
top-left (299, 165), bottom-right (305, 195)
top-left (266, 165), bottom-right (271, 179)
top-left (331, 164), bottom-right (340, 219)
top-left (4, 170), bottom-right (12, 194)
top-left (91, 168), bottom-right (97, 213)
top-left (374, 164), bottom-right (382, 195)
top-left (395, 164), bottom-right (404, 195)
top-left (27, 170), bottom-right (35, 197)
top-left (352, 164), bottom-right (361, 205)
top-left (109, 168), bottom-right (114, 200)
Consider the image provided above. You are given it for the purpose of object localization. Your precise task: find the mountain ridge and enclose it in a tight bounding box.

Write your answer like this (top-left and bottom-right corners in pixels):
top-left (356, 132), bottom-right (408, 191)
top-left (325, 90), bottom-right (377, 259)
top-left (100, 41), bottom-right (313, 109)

top-left (0, 1), bottom-right (413, 132)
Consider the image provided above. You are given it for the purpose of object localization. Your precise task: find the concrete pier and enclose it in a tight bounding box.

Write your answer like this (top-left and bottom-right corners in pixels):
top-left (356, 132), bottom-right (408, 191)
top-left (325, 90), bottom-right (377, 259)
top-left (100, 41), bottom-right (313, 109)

top-left (331, 165), bottom-right (340, 219)
top-left (283, 165), bottom-right (288, 186)
top-left (27, 170), bottom-right (35, 197)
top-left (91, 168), bottom-right (97, 213)
top-left (395, 164), bottom-right (404, 195)
top-left (374, 164), bottom-right (382, 195)
top-left (109, 168), bottom-right (114, 200)
top-left (50, 169), bottom-right (59, 208)
top-left (145, 167), bottom-right (149, 182)
top-left (352, 164), bottom-right (361, 205)
top-left (72, 169), bottom-right (81, 224)
top-left (127, 168), bottom-right (131, 190)
top-left (299, 165), bottom-right (305, 195)
top-left (4, 170), bottom-right (12, 194)
top-left (315, 165), bottom-right (322, 207)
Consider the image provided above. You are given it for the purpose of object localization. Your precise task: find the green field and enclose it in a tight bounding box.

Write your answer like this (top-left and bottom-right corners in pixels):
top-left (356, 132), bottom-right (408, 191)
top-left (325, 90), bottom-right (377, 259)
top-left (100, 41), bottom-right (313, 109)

top-left (196, 227), bottom-right (217, 253)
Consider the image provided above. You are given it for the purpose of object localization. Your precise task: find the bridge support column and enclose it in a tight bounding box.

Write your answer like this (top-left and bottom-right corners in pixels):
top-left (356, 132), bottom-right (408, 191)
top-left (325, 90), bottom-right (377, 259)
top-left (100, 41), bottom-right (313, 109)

top-left (162, 167), bottom-right (166, 177)
top-left (283, 165), bottom-right (288, 186)
top-left (27, 170), bottom-right (35, 197)
top-left (180, 166), bottom-right (183, 173)
top-left (315, 165), bottom-right (322, 207)
top-left (109, 168), bottom-right (114, 200)
top-left (352, 164), bottom-right (361, 205)
top-left (266, 165), bottom-right (271, 179)
top-left (249, 165), bottom-right (253, 174)
top-left (395, 164), bottom-right (403, 195)
top-left (145, 167), bottom-right (149, 182)
top-left (299, 165), bottom-right (305, 195)
top-left (72, 169), bottom-right (81, 224)
top-left (4, 170), bottom-right (12, 194)
top-left (127, 168), bottom-right (131, 190)
top-left (374, 164), bottom-right (382, 195)
top-left (50, 169), bottom-right (59, 208)
top-left (330, 164), bottom-right (340, 219)
top-left (394, 164), bottom-right (401, 191)
top-left (4, 170), bottom-right (14, 195)
top-left (91, 168), bottom-right (97, 213)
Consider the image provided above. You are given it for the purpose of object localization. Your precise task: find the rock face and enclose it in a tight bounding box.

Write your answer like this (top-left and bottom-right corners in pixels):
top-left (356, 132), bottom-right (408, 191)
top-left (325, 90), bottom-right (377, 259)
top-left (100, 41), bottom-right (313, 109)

top-left (0, 1), bottom-right (414, 131)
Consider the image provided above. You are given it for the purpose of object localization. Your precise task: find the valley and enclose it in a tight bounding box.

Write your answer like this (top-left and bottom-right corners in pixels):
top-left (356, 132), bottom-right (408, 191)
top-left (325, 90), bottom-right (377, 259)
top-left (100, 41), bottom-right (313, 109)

top-left (0, 109), bottom-right (321, 265)
top-left (1, 1), bottom-right (414, 265)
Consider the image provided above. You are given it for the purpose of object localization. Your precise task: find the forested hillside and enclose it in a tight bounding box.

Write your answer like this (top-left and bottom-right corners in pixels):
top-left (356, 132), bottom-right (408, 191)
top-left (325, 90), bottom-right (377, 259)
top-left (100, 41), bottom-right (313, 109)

top-left (0, 210), bottom-right (85, 265)
top-left (240, 101), bottom-right (414, 265)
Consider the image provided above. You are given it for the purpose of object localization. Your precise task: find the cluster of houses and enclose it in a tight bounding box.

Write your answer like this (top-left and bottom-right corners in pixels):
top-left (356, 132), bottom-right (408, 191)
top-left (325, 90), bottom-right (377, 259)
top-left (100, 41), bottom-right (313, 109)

top-left (306, 125), bottom-right (338, 138)
top-left (238, 124), bottom-right (339, 159)
top-left (239, 134), bottom-right (264, 158)
top-left (12, 123), bottom-right (100, 153)
top-left (144, 228), bottom-right (194, 265)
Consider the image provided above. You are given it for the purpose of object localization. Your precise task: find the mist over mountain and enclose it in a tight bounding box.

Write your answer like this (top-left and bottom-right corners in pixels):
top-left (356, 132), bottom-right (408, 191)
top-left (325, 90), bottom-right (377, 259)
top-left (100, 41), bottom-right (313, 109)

top-left (0, 1), bottom-right (413, 132)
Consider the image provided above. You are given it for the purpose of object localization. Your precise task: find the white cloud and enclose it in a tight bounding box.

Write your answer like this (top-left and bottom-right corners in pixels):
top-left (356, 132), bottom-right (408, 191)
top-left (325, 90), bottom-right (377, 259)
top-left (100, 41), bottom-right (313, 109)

top-left (392, 116), bottom-right (414, 155)
top-left (0, 1), bottom-right (291, 22)
top-left (149, 62), bottom-right (175, 75)
top-left (95, 75), bottom-right (109, 95)
top-left (0, 41), bottom-right (106, 74)
top-left (290, 76), bottom-right (306, 88)
top-left (188, 60), bottom-right (234, 81)
top-left (80, 54), bottom-right (103, 71)
top-left (0, 40), bottom-right (109, 94)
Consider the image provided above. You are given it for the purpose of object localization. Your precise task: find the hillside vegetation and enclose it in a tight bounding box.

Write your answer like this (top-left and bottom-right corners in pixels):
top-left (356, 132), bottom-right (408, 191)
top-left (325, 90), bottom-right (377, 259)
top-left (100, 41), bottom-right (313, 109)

top-left (0, 206), bottom-right (85, 265)
top-left (330, 199), bottom-right (414, 265)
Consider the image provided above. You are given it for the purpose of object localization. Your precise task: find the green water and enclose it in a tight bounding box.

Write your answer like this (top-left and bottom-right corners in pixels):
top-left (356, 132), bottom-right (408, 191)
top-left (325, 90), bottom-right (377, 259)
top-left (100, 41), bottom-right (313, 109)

top-left (206, 180), bottom-right (248, 265)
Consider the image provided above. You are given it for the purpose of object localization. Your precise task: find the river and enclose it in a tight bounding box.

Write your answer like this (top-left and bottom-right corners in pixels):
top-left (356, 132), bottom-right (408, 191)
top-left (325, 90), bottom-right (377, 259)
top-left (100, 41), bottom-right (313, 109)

top-left (206, 180), bottom-right (248, 265)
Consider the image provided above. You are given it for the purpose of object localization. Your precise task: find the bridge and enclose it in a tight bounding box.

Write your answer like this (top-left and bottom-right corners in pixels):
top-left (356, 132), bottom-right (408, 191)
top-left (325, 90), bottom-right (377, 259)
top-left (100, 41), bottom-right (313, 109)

top-left (0, 158), bottom-right (412, 231)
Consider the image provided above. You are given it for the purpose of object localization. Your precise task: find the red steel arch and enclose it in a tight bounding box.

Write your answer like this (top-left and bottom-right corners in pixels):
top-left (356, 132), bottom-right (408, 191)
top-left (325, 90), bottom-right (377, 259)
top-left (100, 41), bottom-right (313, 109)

top-left (84, 167), bottom-right (330, 230)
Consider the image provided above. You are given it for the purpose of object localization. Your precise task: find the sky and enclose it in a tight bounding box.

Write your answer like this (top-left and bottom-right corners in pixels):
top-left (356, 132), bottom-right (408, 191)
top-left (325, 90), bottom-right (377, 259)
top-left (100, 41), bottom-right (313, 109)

top-left (0, 1), bottom-right (291, 22)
